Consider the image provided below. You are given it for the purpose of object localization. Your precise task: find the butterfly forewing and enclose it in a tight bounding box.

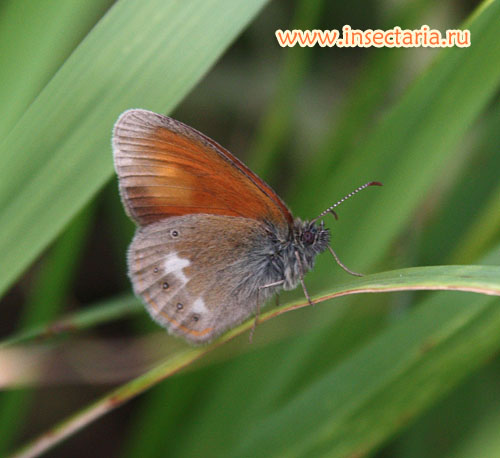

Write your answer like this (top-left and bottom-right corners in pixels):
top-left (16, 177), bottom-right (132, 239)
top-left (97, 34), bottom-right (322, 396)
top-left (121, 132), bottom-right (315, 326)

top-left (128, 214), bottom-right (275, 344)
top-left (113, 109), bottom-right (292, 227)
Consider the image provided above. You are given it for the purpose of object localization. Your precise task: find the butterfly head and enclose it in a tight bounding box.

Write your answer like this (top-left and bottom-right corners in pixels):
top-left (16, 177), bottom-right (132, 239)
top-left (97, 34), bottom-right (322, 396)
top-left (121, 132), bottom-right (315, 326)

top-left (293, 218), bottom-right (331, 260)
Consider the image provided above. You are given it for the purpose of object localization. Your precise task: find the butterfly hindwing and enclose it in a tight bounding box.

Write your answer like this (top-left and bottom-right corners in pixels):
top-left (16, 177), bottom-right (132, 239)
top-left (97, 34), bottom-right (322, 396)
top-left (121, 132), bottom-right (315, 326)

top-left (128, 214), bottom-right (279, 344)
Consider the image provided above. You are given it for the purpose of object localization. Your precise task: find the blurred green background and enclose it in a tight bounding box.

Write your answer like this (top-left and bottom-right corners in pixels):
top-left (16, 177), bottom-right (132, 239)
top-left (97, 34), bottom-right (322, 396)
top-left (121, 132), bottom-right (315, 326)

top-left (1, 0), bottom-right (500, 457)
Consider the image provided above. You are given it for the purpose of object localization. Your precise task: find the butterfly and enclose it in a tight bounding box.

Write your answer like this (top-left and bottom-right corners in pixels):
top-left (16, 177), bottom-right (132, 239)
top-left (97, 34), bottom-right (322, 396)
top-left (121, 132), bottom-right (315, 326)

top-left (112, 109), bottom-right (381, 344)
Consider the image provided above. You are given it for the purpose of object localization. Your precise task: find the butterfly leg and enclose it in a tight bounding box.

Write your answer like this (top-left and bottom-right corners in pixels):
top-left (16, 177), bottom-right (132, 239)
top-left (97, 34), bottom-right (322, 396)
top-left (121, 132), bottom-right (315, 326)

top-left (249, 280), bottom-right (285, 343)
top-left (294, 250), bottom-right (314, 307)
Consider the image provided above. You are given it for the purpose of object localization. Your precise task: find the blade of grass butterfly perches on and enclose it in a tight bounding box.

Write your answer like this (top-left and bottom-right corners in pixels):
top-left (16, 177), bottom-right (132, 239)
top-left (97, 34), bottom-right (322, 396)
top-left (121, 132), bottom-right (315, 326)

top-left (112, 109), bottom-right (382, 344)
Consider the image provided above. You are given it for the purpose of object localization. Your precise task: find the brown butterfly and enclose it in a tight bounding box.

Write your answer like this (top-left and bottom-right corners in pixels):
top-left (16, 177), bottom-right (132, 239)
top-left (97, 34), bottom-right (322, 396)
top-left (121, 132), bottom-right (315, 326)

top-left (112, 109), bottom-right (380, 344)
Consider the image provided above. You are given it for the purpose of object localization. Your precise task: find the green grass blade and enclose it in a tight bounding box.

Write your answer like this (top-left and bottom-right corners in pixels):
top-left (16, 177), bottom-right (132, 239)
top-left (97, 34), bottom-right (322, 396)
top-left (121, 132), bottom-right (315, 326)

top-left (451, 178), bottom-right (500, 264)
top-left (8, 264), bottom-right (500, 456)
top-left (121, 372), bottom-right (206, 458)
top-left (415, 101), bottom-right (500, 266)
top-left (392, 355), bottom-right (500, 458)
top-left (0, 205), bottom-right (94, 455)
top-left (9, 347), bottom-right (208, 458)
top-left (0, 294), bottom-right (139, 349)
top-left (236, 262), bottom-right (500, 457)
top-left (446, 406), bottom-right (500, 458)
top-left (238, 295), bottom-right (500, 457)
top-left (248, 0), bottom-right (325, 176)
top-left (0, 0), bottom-right (269, 299)
top-left (0, 0), bottom-right (112, 137)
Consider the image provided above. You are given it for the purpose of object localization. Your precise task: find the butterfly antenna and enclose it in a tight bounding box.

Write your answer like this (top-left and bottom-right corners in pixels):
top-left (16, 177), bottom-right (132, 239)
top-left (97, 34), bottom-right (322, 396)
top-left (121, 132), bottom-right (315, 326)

top-left (311, 181), bottom-right (382, 224)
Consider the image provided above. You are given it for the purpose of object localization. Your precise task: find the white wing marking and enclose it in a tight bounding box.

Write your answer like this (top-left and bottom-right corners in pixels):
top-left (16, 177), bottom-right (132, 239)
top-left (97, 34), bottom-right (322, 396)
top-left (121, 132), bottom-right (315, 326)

top-left (163, 252), bottom-right (190, 286)
top-left (191, 297), bottom-right (208, 315)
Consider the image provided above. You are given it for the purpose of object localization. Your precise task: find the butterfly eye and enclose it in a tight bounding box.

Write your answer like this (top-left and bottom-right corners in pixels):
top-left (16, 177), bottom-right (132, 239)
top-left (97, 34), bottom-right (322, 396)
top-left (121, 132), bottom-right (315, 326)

top-left (302, 230), bottom-right (315, 245)
top-left (171, 230), bottom-right (179, 238)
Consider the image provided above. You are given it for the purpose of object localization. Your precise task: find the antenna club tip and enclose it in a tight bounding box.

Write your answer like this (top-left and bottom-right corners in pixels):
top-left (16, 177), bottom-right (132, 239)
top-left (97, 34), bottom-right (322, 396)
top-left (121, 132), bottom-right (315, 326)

top-left (368, 181), bottom-right (383, 187)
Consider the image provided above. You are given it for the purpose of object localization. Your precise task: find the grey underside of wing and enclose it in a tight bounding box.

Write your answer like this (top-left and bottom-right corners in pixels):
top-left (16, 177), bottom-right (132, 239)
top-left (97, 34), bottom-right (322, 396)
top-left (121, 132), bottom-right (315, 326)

top-left (127, 214), bottom-right (279, 340)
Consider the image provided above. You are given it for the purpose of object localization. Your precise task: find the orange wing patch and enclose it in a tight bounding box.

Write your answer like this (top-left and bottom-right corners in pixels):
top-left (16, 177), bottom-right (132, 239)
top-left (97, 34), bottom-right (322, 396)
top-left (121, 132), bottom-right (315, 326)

top-left (113, 109), bottom-right (292, 227)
